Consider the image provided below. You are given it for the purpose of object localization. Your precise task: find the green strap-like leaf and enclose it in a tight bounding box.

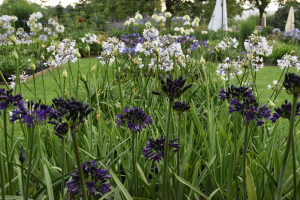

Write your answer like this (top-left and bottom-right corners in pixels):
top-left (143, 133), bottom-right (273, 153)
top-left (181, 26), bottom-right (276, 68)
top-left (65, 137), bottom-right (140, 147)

top-left (246, 166), bottom-right (257, 200)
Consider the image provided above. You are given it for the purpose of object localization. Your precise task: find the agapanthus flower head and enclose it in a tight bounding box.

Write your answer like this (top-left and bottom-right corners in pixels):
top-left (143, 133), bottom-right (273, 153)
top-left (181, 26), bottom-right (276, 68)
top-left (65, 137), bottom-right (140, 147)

top-left (10, 99), bottom-right (53, 127)
top-left (19, 144), bottom-right (25, 164)
top-left (218, 36), bottom-right (238, 50)
top-left (152, 74), bottom-right (192, 100)
top-left (142, 135), bottom-right (180, 163)
top-left (270, 99), bottom-right (300, 123)
top-left (216, 57), bottom-right (242, 80)
top-left (244, 31), bottom-right (272, 56)
top-left (81, 33), bottom-right (97, 44)
top-left (283, 73), bottom-right (300, 96)
top-left (66, 160), bottom-right (111, 198)
top-left (0, 88), bottom-right (23, 112)
top-left (229, 97), bottom-right (271, 126)
top-left (219, 85), bottom-right (254, 101)
top-left (173, 101), bottom-right (190, 114)
top-left (277, 54), bottom-right (300, 70)
top-left (116, 107), bottom-right (152, 133)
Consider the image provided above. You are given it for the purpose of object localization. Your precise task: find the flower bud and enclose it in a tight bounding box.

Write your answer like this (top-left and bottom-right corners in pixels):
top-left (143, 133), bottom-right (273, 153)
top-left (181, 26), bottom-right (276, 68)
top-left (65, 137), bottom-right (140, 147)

top-left (97, 40), bottom-right (101, 45)
top-left (254, 30), bottom-right (258, 35)
top-left (145, 105), bottom-right (148, 109)
top-left (127, 54), bottom-right (131, 59)
top-left (248, 52), bottom-right (254, 61)
top-left (118, 67), bottom-right (121, 72)
top-left (197, 45), bottom-right (201, 50)
top-left (10, 35), bottom-right (17, 43)
top-left (149, 67), bottom-right (155, 75)
top-left (200, 57), bottom-right (205, 64)
top-left (41, 55), bottom-right (45, 60)
top-left (154, 47), bottom-right (159, 56)
top-left (92, 65), bottom-right (97, 72)
top-left (80, 72), bottom-right (86, 82)
top-left (178, 58), bottom-right (183, 67)
top-left (40, 44), bottom-right (45, 49)
top-left (113, 47), bottom-right (118, 56)
top-left (12, 50), bottom-right (18, 59)
top-left (85, 45), bottom-right (90, 52)
top-left (30, 62), bottom-right (36, 70)
top-left (75, 51), bottom-right (81, 58)
top-left (131, 82), bottom-right (135, 88)
top-left (290, 50), bottom-right (295, 55)
top-left (19, 144), bottom-right (25, 164)
top-left (62, 70), bottom-right (68, 78)
top-left (187, 49), bottom-right (191, 54)
top-left (268, 99), bottom-right (275, 107)
top-left (207, 41), bottom-right (210, 45)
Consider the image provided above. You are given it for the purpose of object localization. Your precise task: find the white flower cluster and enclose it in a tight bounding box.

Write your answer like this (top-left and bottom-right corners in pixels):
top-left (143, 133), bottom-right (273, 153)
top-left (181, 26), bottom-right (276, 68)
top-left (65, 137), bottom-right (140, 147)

top-left (216, 57), bottom-right (242, 80)
top-left (218, 36), bottom-right (238, 50)
top-left (191, 17), bottom-right (200, 27)
top-left (102, 37), bottom-right (125, 55)
top-left (27, 12), bottom-right (43, 31)
top-left (152, 14), bottom-right (166, 23)
top-left (46, 39), bottom-right (78, 67)
top-left (0, 15), bottom-right (18, 35)
top-left (124, 12), bottom-right (144, 26)
top-left (174, 27), bottom-right (194, 36)
top-left (267, 80), bottom-right (284, 91)
top-left (277, 54), bottom-right (300, 70)
top-left (143, 27), bottom-right (159, 41)
top-left (81, 33), bottom-right (97, 44)
top-left (244, 31), bottom-right (272, 56)
top-left (135, 41), bottom-right (156, 56)
top-left (165, 12), bottom-right (172, 18)
top-left (47, 17), bottom-right (65, 33)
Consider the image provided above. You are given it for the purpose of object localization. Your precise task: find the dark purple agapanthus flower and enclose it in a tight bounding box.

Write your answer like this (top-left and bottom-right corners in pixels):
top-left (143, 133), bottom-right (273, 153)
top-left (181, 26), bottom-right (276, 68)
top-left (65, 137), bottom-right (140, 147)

top-left (10, 100), bottom-right (53, 127)
top-left (0, 88), bottom-right (23, 113)
top-left (270, 99), bottom-right (300, 123)
top-left (229, 97), bottom-right (271, 126)
top-left (173, 101), bottom-right (190, 114)
top-left (66, 160), bottom-right (112, 198)
top-left (152, 74), bottom-right (193, 100)
top-left (283, 73), bottom-right (300, 96)
top-left (116, 107), bottom-right (152, 133)
top-left (142, 135), bottom-right (180, 163)
top-left (219, 85), bottom-right (254, 101)
top-left (47, 97), bottom-right (92, 137)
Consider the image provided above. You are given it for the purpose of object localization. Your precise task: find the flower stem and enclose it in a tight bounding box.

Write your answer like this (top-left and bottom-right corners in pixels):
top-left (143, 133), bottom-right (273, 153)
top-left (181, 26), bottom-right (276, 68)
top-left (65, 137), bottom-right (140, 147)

top-left (234, 112), bottom-right (238, 199)
top-left (275, 94), bottom-right (298, 200)
top-left (0, 148), bottom-right (5, 200)
top-left (115, 57), bottom-right (124, 110)
top-left (291, 133), bottom-right (297, 200)
top-left (61, 137), bottom-right (66, 197)
top-left (71, 127), bottom-right (88, 200)
top-left (24, 126), bottom-right (36, 200)
top-left (15, 57), bottom-right (22, 95)
top-left (162, 98), bottom-right (174, 200)
top-left (21, 163), bottom-right (25, 197)
top-left (39, 49), bottom-right (46, 104)
top-left (155, 55), bottom-right (159, 84)
top-left (68, 61), bottom-right (75, 97)
top-left (0, 71), bottom-right (10, 89)
top-left (75, 58), bottom-right (80, 100)
top-left (242, 121), bottom-right (249, 200)
top-left (139, 75), bottom-right (151, 107)
top-left (132, 132), bottom-right (137, 197)
top-left (177, 114), bottom-right (181, 198)
top-left (4, 111), bottom-right (13, 195)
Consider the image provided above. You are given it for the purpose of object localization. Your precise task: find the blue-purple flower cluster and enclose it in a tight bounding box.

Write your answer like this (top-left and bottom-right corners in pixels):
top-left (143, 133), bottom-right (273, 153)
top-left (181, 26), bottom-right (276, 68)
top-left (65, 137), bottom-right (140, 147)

top-left (220, 85), bottom-right (271, 126)
top-left (142, 135), bottom-right (180, 163)
top-left (0, 88), bottom-right (22, 113)
top-left (116, 107), bottom-right (152, 133)
top-left (66, 160), bottom-right (112, 198)
top-left (270, 99), bottom-right (300, 123)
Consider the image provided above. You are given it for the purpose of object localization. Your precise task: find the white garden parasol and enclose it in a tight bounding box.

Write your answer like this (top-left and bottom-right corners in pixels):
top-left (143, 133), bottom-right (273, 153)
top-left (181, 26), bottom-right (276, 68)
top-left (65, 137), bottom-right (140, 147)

top-left (208, 0), bottom-right (227, 31)
top-left (285, 6), bottom-right (295, 31)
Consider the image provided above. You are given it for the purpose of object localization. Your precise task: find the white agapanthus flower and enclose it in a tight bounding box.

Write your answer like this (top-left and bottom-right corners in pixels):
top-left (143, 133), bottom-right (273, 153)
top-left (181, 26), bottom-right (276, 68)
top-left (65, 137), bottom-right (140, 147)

top-left (277, 54), bottom-right (300, 70)
top-left (216, 57), bottom-right (242, 80)
top-left (135, 13), bottom-right (143, 20)
top-left (244, 31), bottom-right (272, 56)
top-left (81, 33), bottom-right (97, 44)
top-left (124, 21), bottom-right (130, 26)
top-left (56, 24), bottom-right (65, 33)
top-left (55, 39), bottom-right (78, 65)
top-left (152, 14), bottom-right (158, 21)
top-left (156, 16), bottom-right (166, 23)
top-left (29, 12), bottom-right (42, 22)
top-left (145, 22), bottom-right (151, 28)
top-left (201, 31), bottom-right (208, 34)
top-left (218, 36), bottom-right (238, 50)
top-left (48, 18), bottom-right (56, 25)
top-left (191, 20), bottom-right (199, 27)
top-left (183, 15), bottom-right (190, 21)
top-left (102, 37), bottom-right (125, 55)
top-left (184, 21), bottom-right (190, 26)
top-left (174, 27), bottom-right (180, 31)
top-left (0, 15), bottom-right (18, 22)
top-left (129, 18), bottom-right (135, 23)
top-left (251, 56), bottom-right (264, 71)
top-left (143, 27), bottom-right (159, 41)
top-left (165, 12), bottom-right (172, 18)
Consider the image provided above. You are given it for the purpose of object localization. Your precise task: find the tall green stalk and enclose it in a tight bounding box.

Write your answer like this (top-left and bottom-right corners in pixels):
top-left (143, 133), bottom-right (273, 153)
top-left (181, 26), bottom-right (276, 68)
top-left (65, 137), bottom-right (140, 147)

top-left (0, 148), bottom-right (5, 200)
top-left (75, 58), bottom-right (80, 100)
top-left (39, 49), bottom-right (46, 104)
top-left (162, 98), bottom-right (174, 200)
top-left (3, 111), bottom-right (13, 195)
top-left (132, 132), bottom-right (137, 197)
top-left (291, 133), bottom-right (297, 200)
top-left (275, 94), bottom-right (298, 200)
top-left (61, 76), bottom-right (66, 196)
top-left (177, 114), bottom-right (181, 198)
top-left (115, 57), bottom-right (124, 111)
top-left (242, 121), bottom-right (249, 200)
top-left (24, 126), bottom-right (36, 200)
top-left (71, 127), bottom-right (88, 200)
top-left (234, 112), bottom-right (238, 199)
top-left (139, 75), bottom-right (151, 107)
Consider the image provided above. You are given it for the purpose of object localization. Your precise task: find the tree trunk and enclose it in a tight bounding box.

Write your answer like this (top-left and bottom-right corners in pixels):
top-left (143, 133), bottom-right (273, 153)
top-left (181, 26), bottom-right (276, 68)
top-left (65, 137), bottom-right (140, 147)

top-left (165, 0), bottom-right (172, 29)
top-left (259, 9), bottom-right (264, 27)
